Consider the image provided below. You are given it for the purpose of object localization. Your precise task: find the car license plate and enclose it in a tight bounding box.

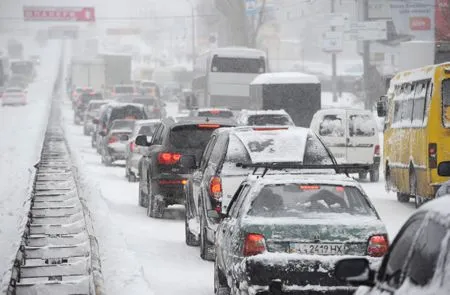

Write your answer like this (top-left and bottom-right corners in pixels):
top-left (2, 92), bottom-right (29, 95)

top-left (290, 243), bottom-right (345, 255)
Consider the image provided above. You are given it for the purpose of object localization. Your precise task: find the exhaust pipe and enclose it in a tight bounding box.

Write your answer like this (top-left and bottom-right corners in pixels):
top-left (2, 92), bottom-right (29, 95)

top-left (269, 280), bottom-right (283, 295)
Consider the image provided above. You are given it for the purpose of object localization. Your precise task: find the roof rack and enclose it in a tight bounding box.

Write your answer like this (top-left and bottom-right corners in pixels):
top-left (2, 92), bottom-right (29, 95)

top-left (235, 162), bottom-right (371, 178)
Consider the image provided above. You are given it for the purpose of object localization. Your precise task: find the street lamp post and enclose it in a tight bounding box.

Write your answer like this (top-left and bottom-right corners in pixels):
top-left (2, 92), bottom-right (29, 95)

top-left (186, 0), bottom-right (196, 69)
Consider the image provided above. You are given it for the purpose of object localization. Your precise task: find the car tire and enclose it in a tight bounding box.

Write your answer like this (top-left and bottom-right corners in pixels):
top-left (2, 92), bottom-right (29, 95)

top-left (397, 192), bottom-right (410, 203)
top-left (138, 176), bottom-right (148, 208)
top-left (369, 169), bottom-right (379, 182)
top-left (83, 127), bottom-right (89, 136)
top-left (147, 181), bottom-right (164, 218)
top-left (214, 262), bottom-right (230, 295)
top-left (358, 172), bottom-right (368, 180)
top-left (128, 172), bottom-right (137, 183)
top-left (200, 214), bottom-right (215, 261)
top-left (410, 170), bottom-right (423, 209)
top-left (185, 201), bottom-right (200, 247)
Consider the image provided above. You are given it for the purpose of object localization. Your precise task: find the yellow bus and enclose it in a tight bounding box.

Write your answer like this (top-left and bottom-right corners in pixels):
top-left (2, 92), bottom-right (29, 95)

top-left (378, 63), bottom-right (450, 208)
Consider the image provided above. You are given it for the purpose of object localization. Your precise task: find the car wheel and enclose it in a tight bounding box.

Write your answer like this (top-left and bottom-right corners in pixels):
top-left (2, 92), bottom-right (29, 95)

top-left (91, 136), bottom-right (95, 148)
top-left (138, 176), bottom-right (148, 208)
top-left (358, 172), bottom-right (368, 180)
top-left (397, 192), bottom-right (410, 203)
top-left (128, 172), bottom-right (137, 183)
top-left (83, 127), bottom-right (89, 136)
top-left (369, 169), bottom-right (379, 182)
top-left (185, 200), bottom-right (200, 247)
top-left (103, 156), bottom-right (112, 167)
top-left (214, 262), bottom-right (230, 295)
top-left (147, 181), bottom-right (164, 218)
top-left (200, 214), bottom-right (215, 261)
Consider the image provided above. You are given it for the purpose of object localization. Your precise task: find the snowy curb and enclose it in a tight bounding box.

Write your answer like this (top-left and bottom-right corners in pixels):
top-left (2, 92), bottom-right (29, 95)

top-left (0, 43), bottom-right (62, 294)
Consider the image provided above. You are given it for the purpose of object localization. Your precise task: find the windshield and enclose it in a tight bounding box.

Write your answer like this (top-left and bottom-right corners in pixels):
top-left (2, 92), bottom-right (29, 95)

top-left (11, 62), bottom-right (33, 75)
top-left (81, 93), bottom-right (103, 103)
top-left (197, 110), bottom-right (234, 118)
top-left (115, 86), bottom-right (134, 94)
top-left (138, 125), bottom-right (157, 136)
top-left (110, 106), bottom-right (146, 123)
top-left (248, 184), bottom-right (376, 218)
top-left (211, 56), bottom-right (265, 73)
top-left (247, 114), bottom-right (292, 126)
top-left (132, 98), bottom-right (156, 106)
top-left (111, 120), bottom-right (134, 130)
top-left (170, 125), bottom-right (219, 150)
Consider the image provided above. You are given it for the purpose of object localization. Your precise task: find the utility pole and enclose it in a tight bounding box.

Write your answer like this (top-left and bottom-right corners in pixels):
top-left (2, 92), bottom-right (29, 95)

top-left (331, 0), bottom-right (338, 103)
top-left (191, 3), bottom-right (196, 70)
top-left (362, 0), bottom-right (371, 109)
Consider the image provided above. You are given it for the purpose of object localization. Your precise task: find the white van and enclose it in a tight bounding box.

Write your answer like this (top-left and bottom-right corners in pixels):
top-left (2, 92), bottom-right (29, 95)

top-left (310, 108), bottom-right (381, 182)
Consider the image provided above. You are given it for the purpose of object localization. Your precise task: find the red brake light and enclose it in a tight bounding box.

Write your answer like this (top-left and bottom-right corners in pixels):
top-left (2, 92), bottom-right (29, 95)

top-left (374, 144), bottom-right (380, 156)
top-left (243, 233), bottom-right (266, 256)
top-left (209, 110), bottom-right (220, 114)
top-left (197, 124), bottom-right (221, 129)
top-left (335, 186), bottom-right (345, 192)
top-left (209, 176), bottom-right (222, 200)
top-left (429, 143), bottom-right (437, 168)
top-left (158, 152), bottom-right (181, 165)
top-left (130, 141), bottom-right (136, 152)
top-left (253, 127), bottom-right (288, 131)
top-left (300, 185), bottom-right (320, 190)
top-left (367, 235), bottom-right (389, 257)
top-left (159, 179), bottom-right (188, 185)
top-left (108, 136), bottom-right (118, 144)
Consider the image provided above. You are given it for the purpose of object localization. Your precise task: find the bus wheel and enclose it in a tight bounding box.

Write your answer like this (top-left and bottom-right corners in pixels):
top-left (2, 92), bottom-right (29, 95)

top-left (415, 195), bottom-right (425, 208)
top-left (397, 192), bottom-right (410, 203)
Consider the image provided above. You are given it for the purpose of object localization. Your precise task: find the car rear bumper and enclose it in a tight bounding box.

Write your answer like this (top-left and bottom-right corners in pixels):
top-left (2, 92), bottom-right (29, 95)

top-left (343, 157), bottom-right (380, 173)
top-left (153, 174), bottom-right (190, 204)
top-left (2, 98), bottom-right (26, 105)
top-left (234, 255), bottom-right (380, 295)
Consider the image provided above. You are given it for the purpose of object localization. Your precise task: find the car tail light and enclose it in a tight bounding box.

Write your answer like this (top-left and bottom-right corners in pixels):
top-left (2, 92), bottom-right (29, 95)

top-left (130, 141), bottom-right (136, 152)
top-left (429, 143), bottom-right (437, 169)
top-left (209, 176), bottom-right (222, 200)
top-left (159, 179), bottom-right (188, 185)
top-left (108, 136), bottom-right (118, 144)
top-left (158, 152), bottom-right (181, 165)
top-left (253, 127), bottom-right (288, 131)
top-left (243, 233), bottom-right (266, 256)
top-left (367, 235), bottom-right (388, 257)
top-left (374, 144), bottom-right (380, 156)
top-left (209, 110), bottom-right (220, 114)
top-left (197, 124), bottom-right (221, 129)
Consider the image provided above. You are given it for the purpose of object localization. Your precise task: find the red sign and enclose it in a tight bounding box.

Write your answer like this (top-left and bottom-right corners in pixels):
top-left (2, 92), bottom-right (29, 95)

top-left (409, 17), bottom-right (431, 31)
top-left (23, 6), bottom-right (95, 22)
top-left (436, 0), bottom-right (450, 43)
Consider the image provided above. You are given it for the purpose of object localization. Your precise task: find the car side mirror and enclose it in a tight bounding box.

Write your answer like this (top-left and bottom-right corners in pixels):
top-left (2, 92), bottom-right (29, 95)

top-left (377, 96), bottom-right (387, 117)
top-left (135, 134), bottom-right (150, 146)
top-left (92, 118), bottom-right (99, 124)
top-left (98, 130), bottom-right (106, 137)
top-left (180, 155), bottom-right (198, 170)
top-left (334, 258), bottom-right (375, 287)
top-left (120, 134), bottom-right (129, 141)
top-left (438, 162), bottom-right (450, 176)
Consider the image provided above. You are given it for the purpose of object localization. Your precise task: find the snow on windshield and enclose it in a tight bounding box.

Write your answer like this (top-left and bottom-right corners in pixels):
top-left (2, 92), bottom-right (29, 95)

top-left (349, 114), bottom-right (376, 137)
top-left (319, 115), bottom-right (344, 137)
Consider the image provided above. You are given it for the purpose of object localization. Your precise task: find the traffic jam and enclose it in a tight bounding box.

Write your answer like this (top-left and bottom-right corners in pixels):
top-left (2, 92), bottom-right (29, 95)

top-left (63, 43), bottom-right (450, 295)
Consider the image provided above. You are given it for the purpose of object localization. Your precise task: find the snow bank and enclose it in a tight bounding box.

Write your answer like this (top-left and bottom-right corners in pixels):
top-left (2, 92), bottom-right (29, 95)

top-left (0, 40), bottom-right (61, 287)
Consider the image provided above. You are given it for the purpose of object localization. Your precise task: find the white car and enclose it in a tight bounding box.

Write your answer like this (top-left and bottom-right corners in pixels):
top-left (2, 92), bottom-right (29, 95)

top-left (235, 109), bottom-right (295, 126)
top-left (310, 108), bottom-right (380, 182)
top-left (2, 87), bottom-right (27, 106)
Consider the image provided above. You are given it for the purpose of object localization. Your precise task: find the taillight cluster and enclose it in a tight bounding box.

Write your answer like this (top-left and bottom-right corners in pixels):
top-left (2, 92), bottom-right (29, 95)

top-left (429, 143), bottom-right (437, 168)
top-left (209, 176), bottom-right (222, 200)
top-left (158, 152), bottom-right (181, 165)
top-left (367, 235), bottom-right (388, 257)
top-left (108, 136), bottom-right (118, 144)
top-left (244, 233), bottom-right (266, 256)
top-left (130, 141), bottom-right (136, 152)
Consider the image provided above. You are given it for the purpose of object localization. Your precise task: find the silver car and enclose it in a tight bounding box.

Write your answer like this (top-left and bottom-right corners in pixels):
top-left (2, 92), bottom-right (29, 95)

top-left (125, 119), bottom-right (160, 182)
top-left (83, 100), bottom-right (110, 136)
top-left (101, 119), bottom-right (135, 166)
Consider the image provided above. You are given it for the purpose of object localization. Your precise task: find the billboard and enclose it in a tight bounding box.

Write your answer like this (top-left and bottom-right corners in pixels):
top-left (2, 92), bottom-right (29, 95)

top-left (23, 6), bottom-right (95, 22)
top-left (436, 0), bottom-right (450, 44)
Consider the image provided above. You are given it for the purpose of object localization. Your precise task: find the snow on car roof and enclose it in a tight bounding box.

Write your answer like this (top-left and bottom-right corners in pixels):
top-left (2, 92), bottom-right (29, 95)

top-left (240, 109), bottom-right (289, 116)
top-left (134, 119), bottom-right (161, 126)
top-left (195, 108), bottom-right (232, 112)
top-left (251, 72), bottom-right (320, 85)
top-left (390, 62), bottom-right (450, 86)
top-left (314, 108), bottom-right (374, 115)
top-left (417, 195), bottom-right (450, 216)
top-left (208, 47), bottom-right (266, 58)
top-left (88, 99), bottom-right (111, 105)
top-left (233, 127), bottom-right (310, 163)
top-left (246, 172), bottom-right (358, 187)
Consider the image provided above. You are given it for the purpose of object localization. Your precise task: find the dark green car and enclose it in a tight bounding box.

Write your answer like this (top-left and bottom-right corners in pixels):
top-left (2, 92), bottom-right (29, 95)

top-left (213, 173), bottom-right (388, 295)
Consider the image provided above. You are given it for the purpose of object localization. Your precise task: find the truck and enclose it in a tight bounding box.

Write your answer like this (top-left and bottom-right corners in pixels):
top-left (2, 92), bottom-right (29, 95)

top-left (100, 53), bottom-right (132, 88)
top-left (69, 57), bottom-right (106, 92)
top-left (0, 55), bottom-right (10, 88)
top-left (7, 39), bottom-right (24, 59)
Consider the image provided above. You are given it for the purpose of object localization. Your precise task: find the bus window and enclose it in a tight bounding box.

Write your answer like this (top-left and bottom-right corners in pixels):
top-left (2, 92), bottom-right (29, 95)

top-left (412, 81), bottom-right (427, 124)
top-left (211, 56), bottom-right (265, 73)
top-left (443, 79), bottom-right (450, 127)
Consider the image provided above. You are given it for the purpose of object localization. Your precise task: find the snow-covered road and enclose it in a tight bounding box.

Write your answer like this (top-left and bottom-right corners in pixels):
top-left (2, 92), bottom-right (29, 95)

top-left (0, 40), bottom-right (61, 284)
top-left (61, 98), bottom-right (416, 294)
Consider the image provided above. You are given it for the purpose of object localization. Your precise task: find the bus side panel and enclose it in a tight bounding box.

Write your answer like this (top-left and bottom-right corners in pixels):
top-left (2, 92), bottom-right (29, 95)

top-left (411, 126), bottom-right (430, 198)
top-left (385, 127), bottom-right (410, 194)
top-left (428, 70), bottom-right (450, 195)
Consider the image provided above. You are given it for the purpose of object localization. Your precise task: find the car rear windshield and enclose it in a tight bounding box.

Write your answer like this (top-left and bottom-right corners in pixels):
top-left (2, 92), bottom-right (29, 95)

top-left (138, 125), bottom-right (157, 136)
top-left (88, 102), bottom-right (107, 111)
top-left (198, 110), bottom-right (234, 118)
top-left (169, 125), bottom-right (220, 150)
top-left (247, 114), bottom-right (292, 126)
top-left (11, 62), bottom-right (33, 74)
top-left (348, 114), bottom-right (376, 137)
top-left (110, 106), bottom-right (146, 122)
top-left (81, 93), bottom-right (103, 103)
top-left (247, 184), bottom-right (376, 218)
top-left (115, 86), bottom-right (134, 93)
top-left (141, 82), bottom-right (157, 88)
top-left (111, 120), bottom-right (134, 130)
top-left (6, 89), bottom-right (22, 93)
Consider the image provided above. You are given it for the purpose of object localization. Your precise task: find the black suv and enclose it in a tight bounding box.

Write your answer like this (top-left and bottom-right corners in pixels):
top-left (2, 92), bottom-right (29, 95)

top-left (135, 117), bottom-right (236, 218)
